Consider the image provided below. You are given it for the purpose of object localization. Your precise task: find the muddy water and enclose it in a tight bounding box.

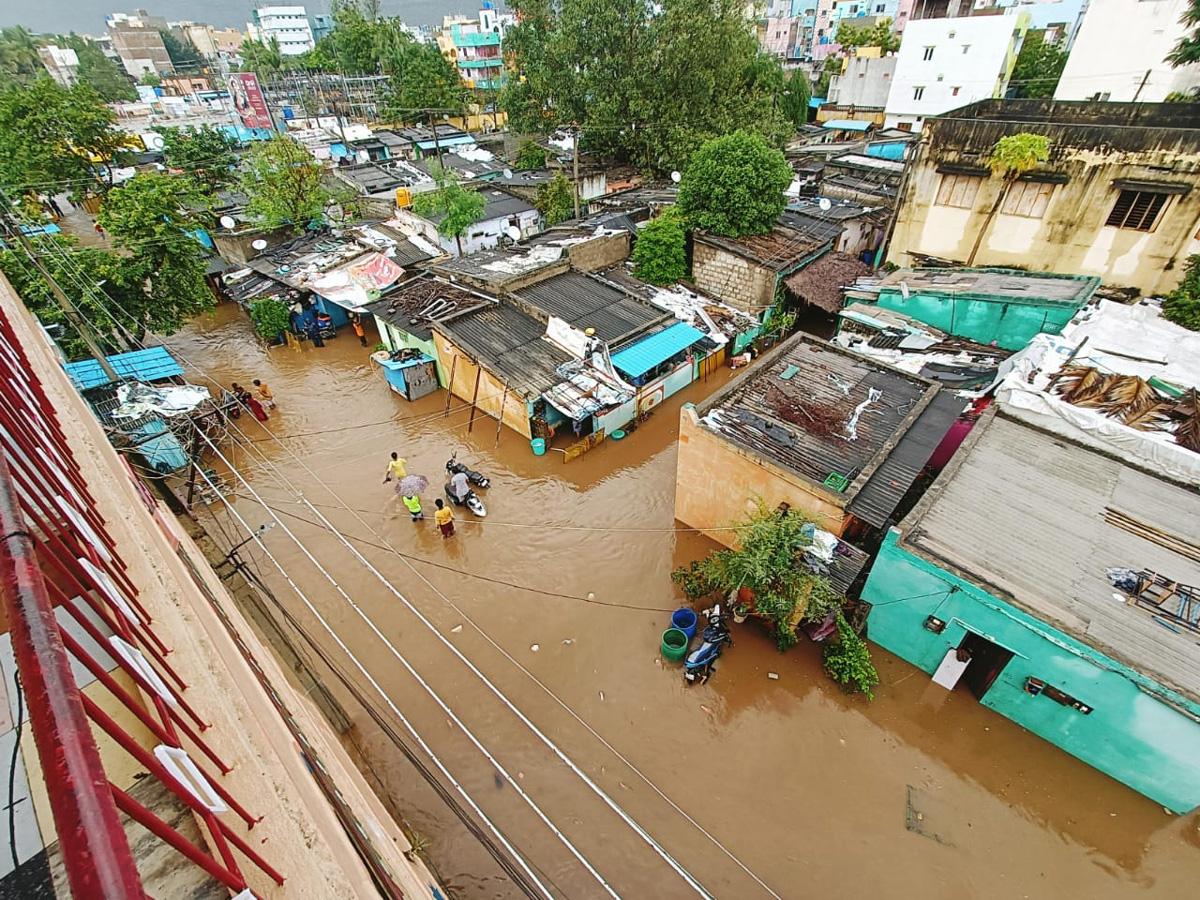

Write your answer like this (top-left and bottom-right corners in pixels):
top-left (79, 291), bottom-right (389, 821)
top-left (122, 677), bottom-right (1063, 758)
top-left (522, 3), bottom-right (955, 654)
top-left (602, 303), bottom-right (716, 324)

top-left (167, 303), bottom-right (1200, 900)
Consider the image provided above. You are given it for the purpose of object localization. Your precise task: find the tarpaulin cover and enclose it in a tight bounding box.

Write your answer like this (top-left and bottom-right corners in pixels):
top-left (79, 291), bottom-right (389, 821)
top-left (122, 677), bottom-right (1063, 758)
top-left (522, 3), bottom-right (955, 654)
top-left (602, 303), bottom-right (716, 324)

top-left (311, 252), bottom-right (405, 311)
top-left (610, 321), bottom-right (706, 378)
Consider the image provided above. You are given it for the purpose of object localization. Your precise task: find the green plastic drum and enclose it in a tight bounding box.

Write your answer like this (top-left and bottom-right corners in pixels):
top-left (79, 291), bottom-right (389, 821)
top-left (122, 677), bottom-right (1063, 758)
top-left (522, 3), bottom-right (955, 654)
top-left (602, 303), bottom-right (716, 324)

top-left (661, 627), bottom-right (689, 662)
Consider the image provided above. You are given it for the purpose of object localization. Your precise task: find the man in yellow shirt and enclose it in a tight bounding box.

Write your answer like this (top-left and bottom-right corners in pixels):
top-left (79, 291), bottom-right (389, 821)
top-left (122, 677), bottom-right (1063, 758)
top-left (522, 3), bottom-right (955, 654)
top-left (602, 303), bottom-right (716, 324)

top-left (433, 499), bottom-right (455, 538)
top-left (382, 451), bottom-right (407, 484)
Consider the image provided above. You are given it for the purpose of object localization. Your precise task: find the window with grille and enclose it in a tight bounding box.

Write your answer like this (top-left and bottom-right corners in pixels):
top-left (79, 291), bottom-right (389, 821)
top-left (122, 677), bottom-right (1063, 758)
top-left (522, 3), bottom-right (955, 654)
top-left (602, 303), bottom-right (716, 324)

top-left (1105, 190), bottom-right (1168, 231)
top-left (1001, 181), bottom-right (1055, 218)
top-left (935, 174), bottom-right (982, 209)
top-left (913, 85), bottom-right (925, 100)
top-left (923, 46), bottom-right (934, 60)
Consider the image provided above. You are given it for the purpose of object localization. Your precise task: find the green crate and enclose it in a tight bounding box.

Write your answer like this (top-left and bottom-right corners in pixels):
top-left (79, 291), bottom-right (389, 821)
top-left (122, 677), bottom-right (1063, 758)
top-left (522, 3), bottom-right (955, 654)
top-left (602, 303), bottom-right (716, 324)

top-left (824, 471), bottom-right (850, 492)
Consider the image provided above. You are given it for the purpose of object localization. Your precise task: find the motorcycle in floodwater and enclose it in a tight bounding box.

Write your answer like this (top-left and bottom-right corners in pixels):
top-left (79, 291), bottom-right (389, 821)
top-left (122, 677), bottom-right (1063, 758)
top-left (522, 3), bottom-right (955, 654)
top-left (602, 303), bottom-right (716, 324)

top-left (684, 604), bottom-right (733, 686)
top-left (446, 452), bottom-right (490, 489)
top-left (444, 482), bottom-right (487, 517)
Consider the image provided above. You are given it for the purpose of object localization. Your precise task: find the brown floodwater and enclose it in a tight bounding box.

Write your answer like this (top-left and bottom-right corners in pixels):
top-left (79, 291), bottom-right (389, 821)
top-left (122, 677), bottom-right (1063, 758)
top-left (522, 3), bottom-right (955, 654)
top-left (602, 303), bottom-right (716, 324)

top-left (165, 303), bottom-right (1200, 900)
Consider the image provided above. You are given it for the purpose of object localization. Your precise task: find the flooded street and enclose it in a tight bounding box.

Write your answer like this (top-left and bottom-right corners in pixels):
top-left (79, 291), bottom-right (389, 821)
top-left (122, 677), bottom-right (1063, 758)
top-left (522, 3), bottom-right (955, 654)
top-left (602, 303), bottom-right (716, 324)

top-left (165, 303), bottom-right (1200, 899)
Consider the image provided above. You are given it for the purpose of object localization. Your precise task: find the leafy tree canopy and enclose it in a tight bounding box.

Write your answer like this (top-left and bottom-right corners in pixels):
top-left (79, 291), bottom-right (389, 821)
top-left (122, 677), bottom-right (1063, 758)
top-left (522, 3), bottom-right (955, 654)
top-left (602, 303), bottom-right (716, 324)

top-left (140, 71), bottom-right (160, 86)
top-left (501, 0), bottom-right (790, 172)
top-left (159, 29), bottom-right (202, 73)
top-left (61, 34), bottom-right (137, 102)
top-left (0, 78), bottom-right (129, 199)
top-left (412, 164), bottom-right (486, 253)
top-left (779, 69), bottom-right (811, 128)
top-left (0, 26), bottom-right (42, 87)
top-left (514, 140), bottom-right (548, 170)
top-left (535, 172), bottom-right (574, 225)
top-left (381, 39), bottom-right (467, 120)
top-left (988, 132), bottom-right (1049, 178)
top-left (239, 136), bottom-right (330, 232)
top-left (1010, 31), bottom-right (1068, 98)
top-left (96, 172), bottom-right (216, 335)
top-left (1168, 0), bottom-right (1200, 67)
top-left (155, 125), bottom-right (239, 190)
top-left (1164, 254), bottom-right (1200, 331)
top-left (834, 19), bottom-right (900, 53)
top-left (239, 37), bottom-right (283, 74)
top-left (632, 207), bottom-right (686, 285)
top-left (677, 130), bottom-right (792, 237)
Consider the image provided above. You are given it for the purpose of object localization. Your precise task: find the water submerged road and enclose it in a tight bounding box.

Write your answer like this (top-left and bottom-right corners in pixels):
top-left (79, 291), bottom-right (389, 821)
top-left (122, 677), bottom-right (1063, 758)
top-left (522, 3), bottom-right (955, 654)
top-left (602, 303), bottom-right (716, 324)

top-left (168, 304), bottom-right (1200, 899)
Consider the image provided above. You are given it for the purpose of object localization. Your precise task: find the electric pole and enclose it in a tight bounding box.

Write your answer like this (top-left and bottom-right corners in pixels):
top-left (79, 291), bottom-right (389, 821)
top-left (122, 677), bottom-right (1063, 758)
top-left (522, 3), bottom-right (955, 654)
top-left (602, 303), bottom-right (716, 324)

top-left (571, 126), bottom-right (581, 219)
top-left (8, 220), bottom-right (118, 381)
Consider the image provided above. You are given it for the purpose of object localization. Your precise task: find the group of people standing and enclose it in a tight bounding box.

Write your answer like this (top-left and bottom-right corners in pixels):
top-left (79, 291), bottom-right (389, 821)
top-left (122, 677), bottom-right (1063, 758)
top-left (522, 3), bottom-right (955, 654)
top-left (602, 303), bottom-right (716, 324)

top-left (230, 379), bottom-right (275, 422)
top-left (382, 452), bottom-right (456, 539)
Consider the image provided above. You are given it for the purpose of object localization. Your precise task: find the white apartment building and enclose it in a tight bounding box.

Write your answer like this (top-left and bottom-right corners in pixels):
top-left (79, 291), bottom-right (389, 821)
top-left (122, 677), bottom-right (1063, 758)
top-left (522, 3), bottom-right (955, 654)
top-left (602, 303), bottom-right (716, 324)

top-left (36, 45), bottom-right (80, 87)
top-left (248, 5), bottom-right (315, 56)
top-left (1054, 0), bottom-right (1200, 102)
top-left (883, 12), bottom-right (1029, 131)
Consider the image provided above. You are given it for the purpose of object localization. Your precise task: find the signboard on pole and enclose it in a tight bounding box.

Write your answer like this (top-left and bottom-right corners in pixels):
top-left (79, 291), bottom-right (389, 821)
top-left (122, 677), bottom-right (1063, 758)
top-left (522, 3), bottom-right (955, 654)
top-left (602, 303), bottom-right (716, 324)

top-left (227, 73), bottom-right (272, 130)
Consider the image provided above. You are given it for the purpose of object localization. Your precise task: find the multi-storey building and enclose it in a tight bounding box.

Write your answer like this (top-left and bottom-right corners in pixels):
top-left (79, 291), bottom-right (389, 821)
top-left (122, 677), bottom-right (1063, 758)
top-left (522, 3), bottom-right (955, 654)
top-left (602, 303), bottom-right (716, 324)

top-left (247, 4), bottom-right (316, 56)
top-left (106, 9), bottom-right (173, 77)
top-left (36, 45), bottom-right (80, 87)
top-left (438, 3), bottom-right (513, 91)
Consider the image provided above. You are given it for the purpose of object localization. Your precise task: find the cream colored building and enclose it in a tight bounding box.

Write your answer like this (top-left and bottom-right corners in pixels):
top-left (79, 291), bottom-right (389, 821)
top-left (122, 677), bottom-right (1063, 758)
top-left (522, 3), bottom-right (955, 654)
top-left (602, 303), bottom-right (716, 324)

top-left (888, 99), bottom-right (1200, 295)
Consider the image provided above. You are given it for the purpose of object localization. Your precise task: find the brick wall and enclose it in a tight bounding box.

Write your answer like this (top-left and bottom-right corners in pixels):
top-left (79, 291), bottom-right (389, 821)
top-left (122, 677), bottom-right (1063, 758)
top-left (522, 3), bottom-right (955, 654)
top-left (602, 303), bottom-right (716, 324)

top-left (675, 405), bottom-right (849, 546)
top-left (567, 233), bottom-right (630, 272)
top-left (692, 243), bottom-right (776, 314)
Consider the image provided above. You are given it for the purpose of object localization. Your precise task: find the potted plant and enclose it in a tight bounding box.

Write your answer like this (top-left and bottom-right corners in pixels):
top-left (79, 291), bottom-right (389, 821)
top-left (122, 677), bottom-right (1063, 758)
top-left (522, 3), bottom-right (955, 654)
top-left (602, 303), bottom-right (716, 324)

top-left (822, 612), bottom-right (879, 699)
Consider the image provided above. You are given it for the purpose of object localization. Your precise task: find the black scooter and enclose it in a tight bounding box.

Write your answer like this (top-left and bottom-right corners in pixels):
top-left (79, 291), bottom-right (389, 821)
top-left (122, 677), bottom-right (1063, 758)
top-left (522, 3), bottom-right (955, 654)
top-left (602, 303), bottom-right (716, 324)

top-left (446, 452), bottom-right (490, 489)
top-left (684, 604), bottom-right (733, 686)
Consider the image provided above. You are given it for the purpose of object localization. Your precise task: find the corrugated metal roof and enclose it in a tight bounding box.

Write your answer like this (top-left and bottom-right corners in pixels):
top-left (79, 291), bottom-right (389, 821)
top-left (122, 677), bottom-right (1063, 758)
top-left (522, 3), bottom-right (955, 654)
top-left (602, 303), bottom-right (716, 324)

top-left (846, 390), bottom-right (965, 528)
top-left (516, 271), bottom-right (666, 343)
top-left (610, 322), bottom-right (706, 377)
top-left (907, 413), bottom-right (1200, 703)
top-left (64, 347), bottom-right (184, 390)
top-left (435, 301), bottom-right (568, 398)
top-left (823, 119), bottom-right (872, 131)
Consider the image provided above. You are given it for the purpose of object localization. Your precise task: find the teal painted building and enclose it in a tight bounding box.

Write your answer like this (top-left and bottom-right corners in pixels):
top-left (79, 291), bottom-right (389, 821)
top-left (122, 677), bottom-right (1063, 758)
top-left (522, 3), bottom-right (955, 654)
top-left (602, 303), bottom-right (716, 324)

top-left (862, 410), bottom-right (1200, 813)
top-left (845, 267), bottom-right (1100, 350)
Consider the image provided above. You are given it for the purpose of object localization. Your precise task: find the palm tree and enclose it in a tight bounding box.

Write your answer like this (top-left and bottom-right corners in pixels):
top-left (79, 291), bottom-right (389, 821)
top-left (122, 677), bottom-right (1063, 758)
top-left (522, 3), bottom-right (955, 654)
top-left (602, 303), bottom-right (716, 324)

top-left (966, 133), bottom-right (1050, 266)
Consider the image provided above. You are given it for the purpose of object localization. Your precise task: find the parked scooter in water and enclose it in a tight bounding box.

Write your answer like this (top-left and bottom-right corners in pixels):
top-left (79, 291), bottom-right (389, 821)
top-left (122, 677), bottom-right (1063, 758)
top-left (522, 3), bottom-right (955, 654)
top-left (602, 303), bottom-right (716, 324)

top-left (446, 452), bottom-right (490, 489)
top-left (444, 482), bottom-right (487, 517)
top-left (684, 604), bottom-right (732, 685)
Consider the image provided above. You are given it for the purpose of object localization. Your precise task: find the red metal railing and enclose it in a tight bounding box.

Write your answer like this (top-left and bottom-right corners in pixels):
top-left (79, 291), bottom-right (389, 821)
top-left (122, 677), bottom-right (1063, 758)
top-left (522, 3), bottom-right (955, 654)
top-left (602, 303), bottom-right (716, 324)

top-left (0, 308), bottom-right (283, 897)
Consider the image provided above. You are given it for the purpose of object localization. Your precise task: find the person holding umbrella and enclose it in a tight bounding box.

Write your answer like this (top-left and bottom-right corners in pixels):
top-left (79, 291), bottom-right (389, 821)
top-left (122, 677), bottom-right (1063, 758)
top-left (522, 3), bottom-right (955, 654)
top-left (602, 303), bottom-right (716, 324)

top-left (396, 474), bottom-right (428, 521)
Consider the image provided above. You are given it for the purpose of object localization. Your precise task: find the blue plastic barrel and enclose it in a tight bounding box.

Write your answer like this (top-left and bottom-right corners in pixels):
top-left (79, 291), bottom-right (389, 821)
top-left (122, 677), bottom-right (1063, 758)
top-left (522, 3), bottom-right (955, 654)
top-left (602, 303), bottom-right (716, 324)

top-left (530, 437), bottom-right (546, 455)
top-left (671, 607), bottom-right (698, 641)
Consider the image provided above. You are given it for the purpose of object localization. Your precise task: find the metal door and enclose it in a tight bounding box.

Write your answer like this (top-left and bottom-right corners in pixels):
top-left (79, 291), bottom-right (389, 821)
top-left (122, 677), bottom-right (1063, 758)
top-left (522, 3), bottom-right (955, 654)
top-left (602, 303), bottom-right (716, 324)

top-left (405, 361), bottom-right (438, 401)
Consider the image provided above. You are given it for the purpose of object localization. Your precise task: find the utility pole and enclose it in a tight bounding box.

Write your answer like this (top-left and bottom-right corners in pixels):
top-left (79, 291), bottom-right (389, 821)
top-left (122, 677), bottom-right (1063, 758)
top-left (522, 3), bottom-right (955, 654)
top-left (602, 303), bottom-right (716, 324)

top-left (1132, 69), bottom-right (1151, 103)
top-left (571, 126), bottom-right (581, 220)
top-left (9, 221), bottom-right (118, 381)
top-left (429, 110), bottom-right (444, 167)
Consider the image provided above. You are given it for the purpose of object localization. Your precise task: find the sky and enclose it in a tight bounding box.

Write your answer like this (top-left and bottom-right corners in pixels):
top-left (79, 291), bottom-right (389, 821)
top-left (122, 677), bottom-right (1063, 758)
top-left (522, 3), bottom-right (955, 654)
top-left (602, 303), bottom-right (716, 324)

top-left (0, 0), bottom-right (485, 35)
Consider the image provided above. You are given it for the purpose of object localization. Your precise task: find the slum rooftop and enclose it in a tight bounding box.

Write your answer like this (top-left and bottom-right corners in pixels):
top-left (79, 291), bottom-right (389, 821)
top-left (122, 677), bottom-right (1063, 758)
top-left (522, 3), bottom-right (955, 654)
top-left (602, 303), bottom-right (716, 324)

top-left (941, 99), bottom-right (1200, 129)
top-left (697, 333), bottom-right (963, 528)
top-left (695, 223), bottom-right (832, 272)
top-left (868, 268), bottom-right (1101, 304)
top-left (514, 270), bottom-right (670, 345)
top-left (365, 273), bottom-right (493, 341)
top-left (433, 245), bottom-right (566, 287)
top-left (902, 410), bottom-right (1200, 707)
top-left (423, 187), bottom-right (534, 226)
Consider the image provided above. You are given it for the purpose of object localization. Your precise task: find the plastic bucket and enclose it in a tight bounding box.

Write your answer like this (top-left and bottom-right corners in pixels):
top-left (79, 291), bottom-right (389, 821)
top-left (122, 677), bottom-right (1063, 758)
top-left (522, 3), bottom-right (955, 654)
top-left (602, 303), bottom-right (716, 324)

top-left (670, 608), bottom-right (698, 641)
top-left (661, 627), bottom-right (689, 662)
top-left (530, 437), bottom-right (546, 456)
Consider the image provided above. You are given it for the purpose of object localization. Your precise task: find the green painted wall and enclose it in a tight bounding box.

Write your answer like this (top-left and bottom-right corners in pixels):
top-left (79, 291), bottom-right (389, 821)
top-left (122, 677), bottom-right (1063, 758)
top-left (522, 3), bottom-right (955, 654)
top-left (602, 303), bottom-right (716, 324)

top-left (377, 321), bottom-right (447, 386)
top-left (862, 530), bottom-right (1200, 813)
top-left (871, 288), bottom-right (1086, 351)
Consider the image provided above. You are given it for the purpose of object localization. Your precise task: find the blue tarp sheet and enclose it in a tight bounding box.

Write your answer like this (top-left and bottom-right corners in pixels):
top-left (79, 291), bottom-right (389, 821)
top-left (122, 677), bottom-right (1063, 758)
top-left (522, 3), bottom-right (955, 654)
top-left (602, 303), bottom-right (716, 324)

top-left (610, 321), bottom-right (706, 378)
top-left (64, 347), bottom-right (184, 390)
top-left (823, 119), bottom-right (872, 131)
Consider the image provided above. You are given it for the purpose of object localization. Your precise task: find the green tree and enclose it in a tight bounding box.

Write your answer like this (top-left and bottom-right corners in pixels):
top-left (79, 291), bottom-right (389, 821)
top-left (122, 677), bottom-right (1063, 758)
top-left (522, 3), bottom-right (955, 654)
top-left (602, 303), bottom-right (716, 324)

top-left (535, 172), bottom-right (574, 225)
top-left (822, 613), bottom-right (879, 699)
top-left (381, 39), bottom-right (467, 120)
top-left (1010, 31), bottom-right (1068, 98)
top-left (249, 297), bottom-right (292, 342)
top-left (96, 172), bottom-right (216, 336)
top-left (413, 164), bottom-right (486, 254)
top-left (677, 130), bottom-right (792, 237)
top-left (155, 125), bottom-right (239, 190)
top-left (62, 34), bottom-right (137, 102)
top-left (514, 140), bottom-right (548, 170)
top-left (0, 78), bottom-right (129, 198)
top-left (239, 136), bottom-right (329, 232)
top-left (1168, 0), bottom-right (1200, 67)
top-left (0, 26), bottom-right (42, 87)
top-left (1164, 255), bottom-right (1200, 331)
top-left (966, 133), bottom-right (1050, 265)
top-left (834, 19), bottom-right (900, 53)
top-left (814, 55), bottom-right (842, 97)
top-left (0, 237), bottom-right (155, 357)
top-left (632, 208), bottom-right (686, 285)
top-left (240, 37), bottom-right (283, 74)
top-left (140, 72), bottom-right (160, 86)
top-left (779, 69), bottom-right (811, 128)
top-left (159, 29), bottom-right (202, 73)
top-left (499, 0), bottom-right (560, 133)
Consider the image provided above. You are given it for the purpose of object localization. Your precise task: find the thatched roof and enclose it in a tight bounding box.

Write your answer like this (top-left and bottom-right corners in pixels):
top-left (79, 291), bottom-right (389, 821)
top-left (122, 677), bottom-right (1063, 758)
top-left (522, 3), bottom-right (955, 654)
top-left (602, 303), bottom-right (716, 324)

top-left (784, 252), bottom-right (873, 313)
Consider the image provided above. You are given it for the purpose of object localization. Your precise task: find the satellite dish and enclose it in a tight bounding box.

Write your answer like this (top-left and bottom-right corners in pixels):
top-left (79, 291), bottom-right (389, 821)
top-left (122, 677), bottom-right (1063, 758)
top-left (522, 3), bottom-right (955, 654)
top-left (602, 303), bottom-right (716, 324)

top-left (670, 171), bottom-right (682, 184)
top-left (818, 198), bottom-right (832, 212)
top-left (251, 238), bottom-right (268, 250)
top-left (505, 226), bottom-right (521, 241)
top-left (502, 168), bottom-right (513, 179)
top-left (219, 215), bottom-right (236, 229)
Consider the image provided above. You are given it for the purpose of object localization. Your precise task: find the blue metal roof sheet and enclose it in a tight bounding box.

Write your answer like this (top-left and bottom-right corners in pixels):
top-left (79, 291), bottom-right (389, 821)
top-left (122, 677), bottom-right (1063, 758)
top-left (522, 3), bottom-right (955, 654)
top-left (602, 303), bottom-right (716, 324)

top-left (610, 322), bottom-right (706, 378)
top-left (823, 119), bottom-right (872, 131)
top-left (64, 347), bottom-right (184, 390)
